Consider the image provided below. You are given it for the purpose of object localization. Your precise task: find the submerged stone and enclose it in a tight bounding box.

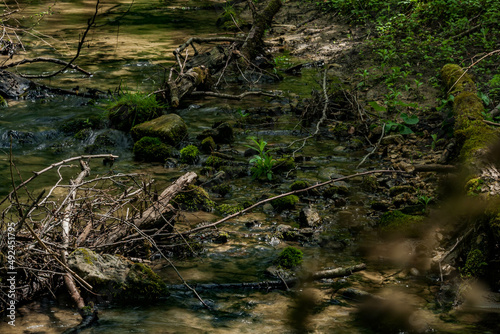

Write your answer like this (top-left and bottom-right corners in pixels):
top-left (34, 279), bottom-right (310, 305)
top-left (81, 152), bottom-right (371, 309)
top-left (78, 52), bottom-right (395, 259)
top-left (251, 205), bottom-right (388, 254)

top-left (131, 114), bottom-right (187, 146)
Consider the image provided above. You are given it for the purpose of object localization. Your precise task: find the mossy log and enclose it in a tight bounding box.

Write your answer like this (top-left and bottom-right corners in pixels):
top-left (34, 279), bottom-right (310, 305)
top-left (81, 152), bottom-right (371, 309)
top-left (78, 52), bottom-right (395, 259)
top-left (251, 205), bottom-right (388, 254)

top-left (440, 64), bottom-right (499, 168)
top-left (434, 65), bottom-right (500, 285)
top-left (168, 66), bottom-right (210, 107)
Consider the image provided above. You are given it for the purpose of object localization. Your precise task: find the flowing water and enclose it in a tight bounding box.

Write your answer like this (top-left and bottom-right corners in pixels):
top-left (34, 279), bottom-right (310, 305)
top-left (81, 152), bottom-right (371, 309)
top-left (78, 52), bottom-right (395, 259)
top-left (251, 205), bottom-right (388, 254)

top-left (1, 1), bottom-right (499, 333)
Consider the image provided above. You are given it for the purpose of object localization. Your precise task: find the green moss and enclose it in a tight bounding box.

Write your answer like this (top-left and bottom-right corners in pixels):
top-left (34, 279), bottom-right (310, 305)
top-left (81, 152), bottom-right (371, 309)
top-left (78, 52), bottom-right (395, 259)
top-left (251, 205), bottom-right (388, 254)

top-left (130, 114), bottom-right (187, 146)
top-left (361, 175), bottom-right (379, 191)
top-left (74, 128), bottom-right (92, 141)
top-left (217, 203), bottom-right (243, 215)
top-left (465, 177), bottom-right (484, 196)
top-left (215, 232), bottom-right (229, 244)
top-left (133, 136), bottom-right (172, 162)
top-left (70, 248), bottom-right (98, 265)
top-left (204, 155), bottom-right (229, 169)
top-left (107, 92), bottom-right (165, 132)
top-left (460, 249), bottom-right (487, 278)
top-left (389, 185), bottom-right (415, 197)
top-left (200, 136), bottom-right (216, 152)
top-left (271, 195), bottom-right (299, 212)
top-left (290, 180), bottom-right (310, 191)
top-left (212, 184), bottom-right (231, 196)
top-left (274, 246), bottom-right (303, 269)
top-left (121, 263), bottom-right (169, 301)
top-left (180, 145), bottom-right (200, 164)
top-left (173, 185), bottom-right (214, 212)
top-left (379, 210), bottom-right (425, 236)
top-left (441, 64), bottom-right (477, 95)
top-left (322, 185), bottom-right (350, 198)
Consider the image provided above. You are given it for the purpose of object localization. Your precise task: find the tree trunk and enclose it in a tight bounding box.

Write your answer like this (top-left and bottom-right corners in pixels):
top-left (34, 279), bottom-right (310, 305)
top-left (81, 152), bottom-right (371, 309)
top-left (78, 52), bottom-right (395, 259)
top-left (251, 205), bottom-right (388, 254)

top-left (241, 0), bottom-right (283, 61)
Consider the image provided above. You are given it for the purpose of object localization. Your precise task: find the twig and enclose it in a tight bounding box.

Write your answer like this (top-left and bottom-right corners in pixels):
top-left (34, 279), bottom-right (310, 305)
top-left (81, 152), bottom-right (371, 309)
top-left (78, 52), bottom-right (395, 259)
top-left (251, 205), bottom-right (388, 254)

top-left (357, 124), bottom-right (385, 168)
top-left (0, 154), bottom-right (118, 207)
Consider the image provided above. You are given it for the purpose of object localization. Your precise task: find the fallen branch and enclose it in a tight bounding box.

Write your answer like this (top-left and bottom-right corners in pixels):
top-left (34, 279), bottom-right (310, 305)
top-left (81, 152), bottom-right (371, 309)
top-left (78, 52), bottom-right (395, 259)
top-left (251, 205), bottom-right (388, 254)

top-left (168, 263), bottom-right (366, 291)
top-left (190, 90), bottom-right (279, 100)
top-left (168, 169), bottom-right (405, 238)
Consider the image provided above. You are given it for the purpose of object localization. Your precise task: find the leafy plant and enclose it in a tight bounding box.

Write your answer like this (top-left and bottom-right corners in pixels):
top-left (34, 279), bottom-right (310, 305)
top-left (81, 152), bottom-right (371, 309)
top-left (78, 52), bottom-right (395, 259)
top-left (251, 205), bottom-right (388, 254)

top-left (417, 194), bottom-right (433, 213)
top-left (384, 112), bottom-right (419, 135)
top-left (245, 137), bottom-right (276, 181)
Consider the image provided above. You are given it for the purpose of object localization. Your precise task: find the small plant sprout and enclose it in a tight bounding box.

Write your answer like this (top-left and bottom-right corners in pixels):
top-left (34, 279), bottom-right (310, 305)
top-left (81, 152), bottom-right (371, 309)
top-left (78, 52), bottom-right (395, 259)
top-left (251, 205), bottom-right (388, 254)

top-left (245, 137), bottom-right (276, 181)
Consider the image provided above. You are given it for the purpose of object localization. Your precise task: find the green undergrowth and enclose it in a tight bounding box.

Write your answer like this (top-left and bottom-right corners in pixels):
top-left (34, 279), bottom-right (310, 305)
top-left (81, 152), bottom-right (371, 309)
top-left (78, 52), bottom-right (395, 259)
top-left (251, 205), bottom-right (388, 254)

top-left (317, 0), bottom-right (500, 107)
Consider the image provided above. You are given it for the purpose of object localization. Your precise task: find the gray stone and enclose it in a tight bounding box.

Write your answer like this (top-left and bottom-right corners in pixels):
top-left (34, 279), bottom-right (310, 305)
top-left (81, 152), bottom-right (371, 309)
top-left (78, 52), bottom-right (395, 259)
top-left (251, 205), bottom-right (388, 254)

top-left (299, 206), bottom-right (321, 228)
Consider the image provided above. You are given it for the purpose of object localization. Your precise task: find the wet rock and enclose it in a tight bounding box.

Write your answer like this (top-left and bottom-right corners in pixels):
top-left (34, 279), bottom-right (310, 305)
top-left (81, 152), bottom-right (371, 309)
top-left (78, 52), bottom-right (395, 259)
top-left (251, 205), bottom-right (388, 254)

top-left (133, 136), bottom-right (172, 162)
top-left (197, 121), bottom-right (234, 144)
top-left (68, 248), bottom-right (168, 302)
top-left (299, 206), bottom-right (321, 228)
top-left (370, 200), bottom-right (390, 211)
top-left (131, 114), bottom-right (188, 146)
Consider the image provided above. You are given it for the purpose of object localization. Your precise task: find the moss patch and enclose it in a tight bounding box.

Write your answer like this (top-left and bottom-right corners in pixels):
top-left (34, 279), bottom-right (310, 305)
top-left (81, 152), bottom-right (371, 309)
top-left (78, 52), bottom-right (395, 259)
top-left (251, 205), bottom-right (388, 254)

top-left (133, 136), bottom-right (172, 162)
top-left (379, 210), bottom-right (425, 236)
top-left (173, 185), bottom-right (214, 212)
top-left (271, 195), bottom-right (299, 212)
top-left (180, 144), bottom-right (200, 164)
top-left (274, 246), bottom-right (303, 269)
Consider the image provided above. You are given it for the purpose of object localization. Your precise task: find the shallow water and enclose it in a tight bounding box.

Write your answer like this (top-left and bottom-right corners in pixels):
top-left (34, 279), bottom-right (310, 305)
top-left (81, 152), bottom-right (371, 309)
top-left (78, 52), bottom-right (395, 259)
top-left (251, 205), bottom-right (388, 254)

top-left (2, 1), bottom-right (500, 333)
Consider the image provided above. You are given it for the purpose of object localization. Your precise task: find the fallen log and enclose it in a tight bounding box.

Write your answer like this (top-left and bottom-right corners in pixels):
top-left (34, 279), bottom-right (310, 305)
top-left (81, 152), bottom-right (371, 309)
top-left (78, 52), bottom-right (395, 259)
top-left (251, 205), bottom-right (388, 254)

top-left (168, 263), bottom-right (366, 291)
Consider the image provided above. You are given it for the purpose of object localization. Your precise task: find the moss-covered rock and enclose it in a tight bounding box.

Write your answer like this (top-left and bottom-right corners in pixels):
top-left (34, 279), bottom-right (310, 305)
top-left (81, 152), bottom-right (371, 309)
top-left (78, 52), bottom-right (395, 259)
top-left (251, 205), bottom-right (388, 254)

top-left (107, 92), bottom-right (164, 132)
top-left (59, 115), bottom-right (104, 135)
top-left (204, 155), bottom-right (230, 169)
top-left (212, 183), bottom-right (231, 197)
top-left (131, 114), bottom-right (187, 146)
top-left (67, 248), bottom-right (168, 302)
top-left (180, 144), bottom-right (200, 164)
top-left (200, 136), bottom-right (216, 152)
top-left (173, 184), bottom-right (214, 211)
top-left (197, 122), bottom-right (234, 144)
top-left (271, 195), bottom-right (299, 212)
top-left (273, 157), bottom-right (295, 174)
top-left (460, 248), bottom-right (487, 278)
top-left (322, 185), bottom-right (350, 198)
top-left (133, 136), bottom-right (172, 162)
top-left (379, 210), bottom-right (425, 236)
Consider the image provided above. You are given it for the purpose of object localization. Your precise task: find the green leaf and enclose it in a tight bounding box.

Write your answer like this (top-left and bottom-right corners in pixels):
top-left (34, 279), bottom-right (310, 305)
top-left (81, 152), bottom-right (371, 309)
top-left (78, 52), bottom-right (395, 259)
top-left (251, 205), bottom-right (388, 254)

top-left (368, 101), bottom-right (387, 113)
top-left (400, 113), bottom-right (419, 125)
top-left (399, 125), bottom-right (414, 135)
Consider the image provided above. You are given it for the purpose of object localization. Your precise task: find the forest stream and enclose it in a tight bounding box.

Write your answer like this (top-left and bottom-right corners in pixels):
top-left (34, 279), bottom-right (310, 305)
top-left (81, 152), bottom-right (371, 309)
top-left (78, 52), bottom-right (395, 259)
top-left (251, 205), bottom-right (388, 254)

top-left (1, 0), bottom-right (500, 333)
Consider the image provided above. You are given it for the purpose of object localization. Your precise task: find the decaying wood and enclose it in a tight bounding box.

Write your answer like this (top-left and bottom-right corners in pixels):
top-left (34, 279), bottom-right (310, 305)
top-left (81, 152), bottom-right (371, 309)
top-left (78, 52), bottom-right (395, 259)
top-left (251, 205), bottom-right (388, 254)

top-left (95, 171), bottom-right (198, 247)
top-left (59, 159), bottom-right (98, 324)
